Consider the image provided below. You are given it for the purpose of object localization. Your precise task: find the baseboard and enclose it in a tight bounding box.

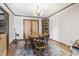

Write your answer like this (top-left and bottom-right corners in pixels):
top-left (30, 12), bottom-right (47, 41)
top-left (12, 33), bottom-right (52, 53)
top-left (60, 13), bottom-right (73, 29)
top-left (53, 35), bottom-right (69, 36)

top-left (49, 38), bottom-right (70, 47)
top-left (9, 39), bottom-right (15, 46)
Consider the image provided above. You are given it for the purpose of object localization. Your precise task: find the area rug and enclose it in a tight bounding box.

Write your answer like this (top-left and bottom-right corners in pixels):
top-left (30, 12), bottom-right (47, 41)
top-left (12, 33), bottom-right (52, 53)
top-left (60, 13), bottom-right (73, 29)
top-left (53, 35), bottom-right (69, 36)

top-left (15, 44), bottom-right (67, 56)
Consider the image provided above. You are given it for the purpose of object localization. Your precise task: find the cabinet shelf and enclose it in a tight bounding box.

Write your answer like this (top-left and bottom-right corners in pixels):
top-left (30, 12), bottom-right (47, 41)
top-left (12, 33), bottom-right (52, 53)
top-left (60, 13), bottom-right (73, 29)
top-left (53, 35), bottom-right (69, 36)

top-left (0, 12), bottom-right (8, 33)
top-left (42, 19), bottom-right (49, 35)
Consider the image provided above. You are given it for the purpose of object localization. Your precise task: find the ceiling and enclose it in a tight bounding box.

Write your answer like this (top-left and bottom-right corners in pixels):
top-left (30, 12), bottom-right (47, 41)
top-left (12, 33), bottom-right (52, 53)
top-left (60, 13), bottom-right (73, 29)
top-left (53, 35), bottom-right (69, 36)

top-left (6, 3), bottom-right (71, 18)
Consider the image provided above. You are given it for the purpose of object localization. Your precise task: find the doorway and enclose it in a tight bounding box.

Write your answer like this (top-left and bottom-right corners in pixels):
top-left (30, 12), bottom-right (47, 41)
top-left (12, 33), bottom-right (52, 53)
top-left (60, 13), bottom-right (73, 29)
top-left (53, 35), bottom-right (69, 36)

top-left (24, 20), bottom-right (39, 38)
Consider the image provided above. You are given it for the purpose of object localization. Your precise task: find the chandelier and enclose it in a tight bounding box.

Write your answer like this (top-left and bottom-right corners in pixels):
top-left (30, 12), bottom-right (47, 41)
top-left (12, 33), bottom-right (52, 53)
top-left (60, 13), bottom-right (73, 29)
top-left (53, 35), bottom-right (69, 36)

top-left (32, 6), bottom-right (43, 16)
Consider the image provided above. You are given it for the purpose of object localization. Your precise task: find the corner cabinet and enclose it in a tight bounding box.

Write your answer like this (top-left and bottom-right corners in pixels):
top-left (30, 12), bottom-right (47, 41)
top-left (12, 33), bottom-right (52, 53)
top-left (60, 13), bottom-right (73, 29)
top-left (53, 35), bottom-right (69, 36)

top-left (0, 6), bottom-right (9, 56)
top-left (42, 18), bottom-right (49, 35)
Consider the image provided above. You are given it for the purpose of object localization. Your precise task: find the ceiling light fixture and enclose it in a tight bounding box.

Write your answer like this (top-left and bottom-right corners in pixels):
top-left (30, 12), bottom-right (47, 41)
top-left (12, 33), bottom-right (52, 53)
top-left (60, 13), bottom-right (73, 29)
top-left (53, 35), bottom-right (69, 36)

top-left (32, 6), bottom-right (43, 16)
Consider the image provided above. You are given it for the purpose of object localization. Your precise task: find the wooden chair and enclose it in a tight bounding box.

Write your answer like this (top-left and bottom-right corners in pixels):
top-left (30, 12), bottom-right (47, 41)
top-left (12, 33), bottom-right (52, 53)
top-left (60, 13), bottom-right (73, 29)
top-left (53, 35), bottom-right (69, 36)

top-left (34, 35), bottom-right (49, 56)
top-left (23, 33), bottom-right (31, 49)
top-left (23, 33), bottom-right (27, 49)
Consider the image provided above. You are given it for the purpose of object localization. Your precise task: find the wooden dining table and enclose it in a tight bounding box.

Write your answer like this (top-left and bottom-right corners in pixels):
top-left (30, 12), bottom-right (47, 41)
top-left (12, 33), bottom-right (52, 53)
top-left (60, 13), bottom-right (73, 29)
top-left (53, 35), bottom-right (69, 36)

top-left (28, 33), bottom-right (48, 38)
top-left (27, 33), bottom-right (48, 49)
top-left (28, 33), bottom-right (42, 49)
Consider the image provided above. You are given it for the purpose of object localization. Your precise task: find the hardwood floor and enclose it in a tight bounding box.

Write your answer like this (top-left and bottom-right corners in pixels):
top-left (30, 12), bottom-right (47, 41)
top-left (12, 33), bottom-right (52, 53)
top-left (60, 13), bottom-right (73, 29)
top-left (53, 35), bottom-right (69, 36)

top-left (49, 39), bottom-right (72, 55)
top-left (7, 39), bottom-right (72, 56)
top-left (49, 39), bottom-right (71, 51)
top-left (7, 43), bottom-right (17, 56)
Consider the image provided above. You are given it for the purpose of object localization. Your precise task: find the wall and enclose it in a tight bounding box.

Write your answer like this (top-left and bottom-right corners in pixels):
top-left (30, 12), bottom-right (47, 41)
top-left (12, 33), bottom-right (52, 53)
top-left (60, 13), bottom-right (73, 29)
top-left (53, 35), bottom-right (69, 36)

top-left (49, 15), bottom-right (60, 41)
top-left (0, 3), bottom-right (15, 44)
top-left (49, 4), bottom-right (79, 46)
top-left (14, 16), bottom-right (42, 39)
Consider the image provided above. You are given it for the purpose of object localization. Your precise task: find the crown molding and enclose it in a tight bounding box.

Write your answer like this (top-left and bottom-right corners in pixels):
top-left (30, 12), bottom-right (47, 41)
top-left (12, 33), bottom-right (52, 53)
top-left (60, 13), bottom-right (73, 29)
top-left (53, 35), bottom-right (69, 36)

top-left (4, 3), bottom-right (75, 19)
top-left (4, 3), bottom-right (15, 15)
top-left (47, 3), bottom-right (75, 18)
top-left (3, 3), bottom-right (44, 19)
top-left (15, 14), bottom-right (44, 19)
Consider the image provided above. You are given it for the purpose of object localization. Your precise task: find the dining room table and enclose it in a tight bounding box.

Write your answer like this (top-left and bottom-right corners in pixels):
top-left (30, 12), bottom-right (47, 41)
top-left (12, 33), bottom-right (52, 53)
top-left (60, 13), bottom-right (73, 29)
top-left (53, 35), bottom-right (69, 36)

top-left (27, 33), bottom-right (49, 49)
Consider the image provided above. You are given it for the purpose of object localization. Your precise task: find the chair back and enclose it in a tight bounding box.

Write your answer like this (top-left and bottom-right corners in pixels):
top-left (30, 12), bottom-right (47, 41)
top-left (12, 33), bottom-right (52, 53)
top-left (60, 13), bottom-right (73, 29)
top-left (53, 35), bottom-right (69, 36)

top-left (33, 35), bottom-right (49, 56)
top-left (23, 33), bottom-right (27, 40)
top-left (34, 35), bottom-right (49, 48)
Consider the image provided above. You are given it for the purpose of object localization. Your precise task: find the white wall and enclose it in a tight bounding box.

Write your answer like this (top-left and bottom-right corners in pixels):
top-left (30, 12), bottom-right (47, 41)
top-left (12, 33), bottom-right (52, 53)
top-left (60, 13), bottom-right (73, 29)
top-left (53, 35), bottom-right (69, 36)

top-left (49, 15), bottom-right (60, 41)
top-left (0, 3), bottom-right (15, 44)
top-left (14, 16), bottom-right (42, 39)
top-left (49, 4), bottom-right (79, 46)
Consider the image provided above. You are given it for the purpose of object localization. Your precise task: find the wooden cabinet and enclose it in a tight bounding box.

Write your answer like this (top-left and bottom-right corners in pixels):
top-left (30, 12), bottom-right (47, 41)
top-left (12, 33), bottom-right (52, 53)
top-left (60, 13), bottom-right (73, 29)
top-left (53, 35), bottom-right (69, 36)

top-left (0, 6), bottom-right (9, 56)
top-left (0, 34), bottom-right (7, 55)
top-left (42, 18), bottom-right (49, 35)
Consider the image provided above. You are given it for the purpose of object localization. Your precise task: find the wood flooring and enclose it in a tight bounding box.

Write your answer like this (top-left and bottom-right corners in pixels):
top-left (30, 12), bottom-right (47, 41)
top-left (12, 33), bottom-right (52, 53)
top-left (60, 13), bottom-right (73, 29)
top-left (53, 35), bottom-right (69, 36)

top-left (7, 39), bottom-right (72, 56)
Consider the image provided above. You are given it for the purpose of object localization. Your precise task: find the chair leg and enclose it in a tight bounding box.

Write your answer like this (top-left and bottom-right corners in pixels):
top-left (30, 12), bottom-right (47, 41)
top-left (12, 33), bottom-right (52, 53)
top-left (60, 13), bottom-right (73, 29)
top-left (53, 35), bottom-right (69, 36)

top-left (37, 49), bottom-right (41, 56)
top-left (24, 43), bottom-right (27, 50)
top-left (38, 50), bottom-right (40, 56)
top-left (47, 48), bottom-right (49, 56)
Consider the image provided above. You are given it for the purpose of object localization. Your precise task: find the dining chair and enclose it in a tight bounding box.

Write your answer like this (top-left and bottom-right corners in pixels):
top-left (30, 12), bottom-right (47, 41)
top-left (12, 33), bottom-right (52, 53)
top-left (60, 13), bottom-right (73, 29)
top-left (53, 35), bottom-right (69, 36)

top-left (34, 35), bottom-right (49, 56)
top-left (23, 33), bottom-right (31, 49)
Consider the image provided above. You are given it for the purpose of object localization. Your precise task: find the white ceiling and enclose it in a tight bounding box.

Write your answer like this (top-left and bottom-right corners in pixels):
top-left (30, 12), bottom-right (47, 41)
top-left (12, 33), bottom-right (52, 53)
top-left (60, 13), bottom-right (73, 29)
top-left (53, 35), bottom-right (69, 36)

top-left (6, 3), bottom-right (71, 18)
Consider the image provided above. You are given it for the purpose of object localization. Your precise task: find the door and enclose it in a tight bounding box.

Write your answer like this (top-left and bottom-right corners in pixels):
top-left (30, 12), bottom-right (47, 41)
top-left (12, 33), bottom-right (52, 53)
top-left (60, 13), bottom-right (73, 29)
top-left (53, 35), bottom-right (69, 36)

top-left (31, 20), bottom-right (39, 34)
top-left (24, 20), bottom-right (31, 38)
top-left (24, 20), bottom-right (39, 38)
